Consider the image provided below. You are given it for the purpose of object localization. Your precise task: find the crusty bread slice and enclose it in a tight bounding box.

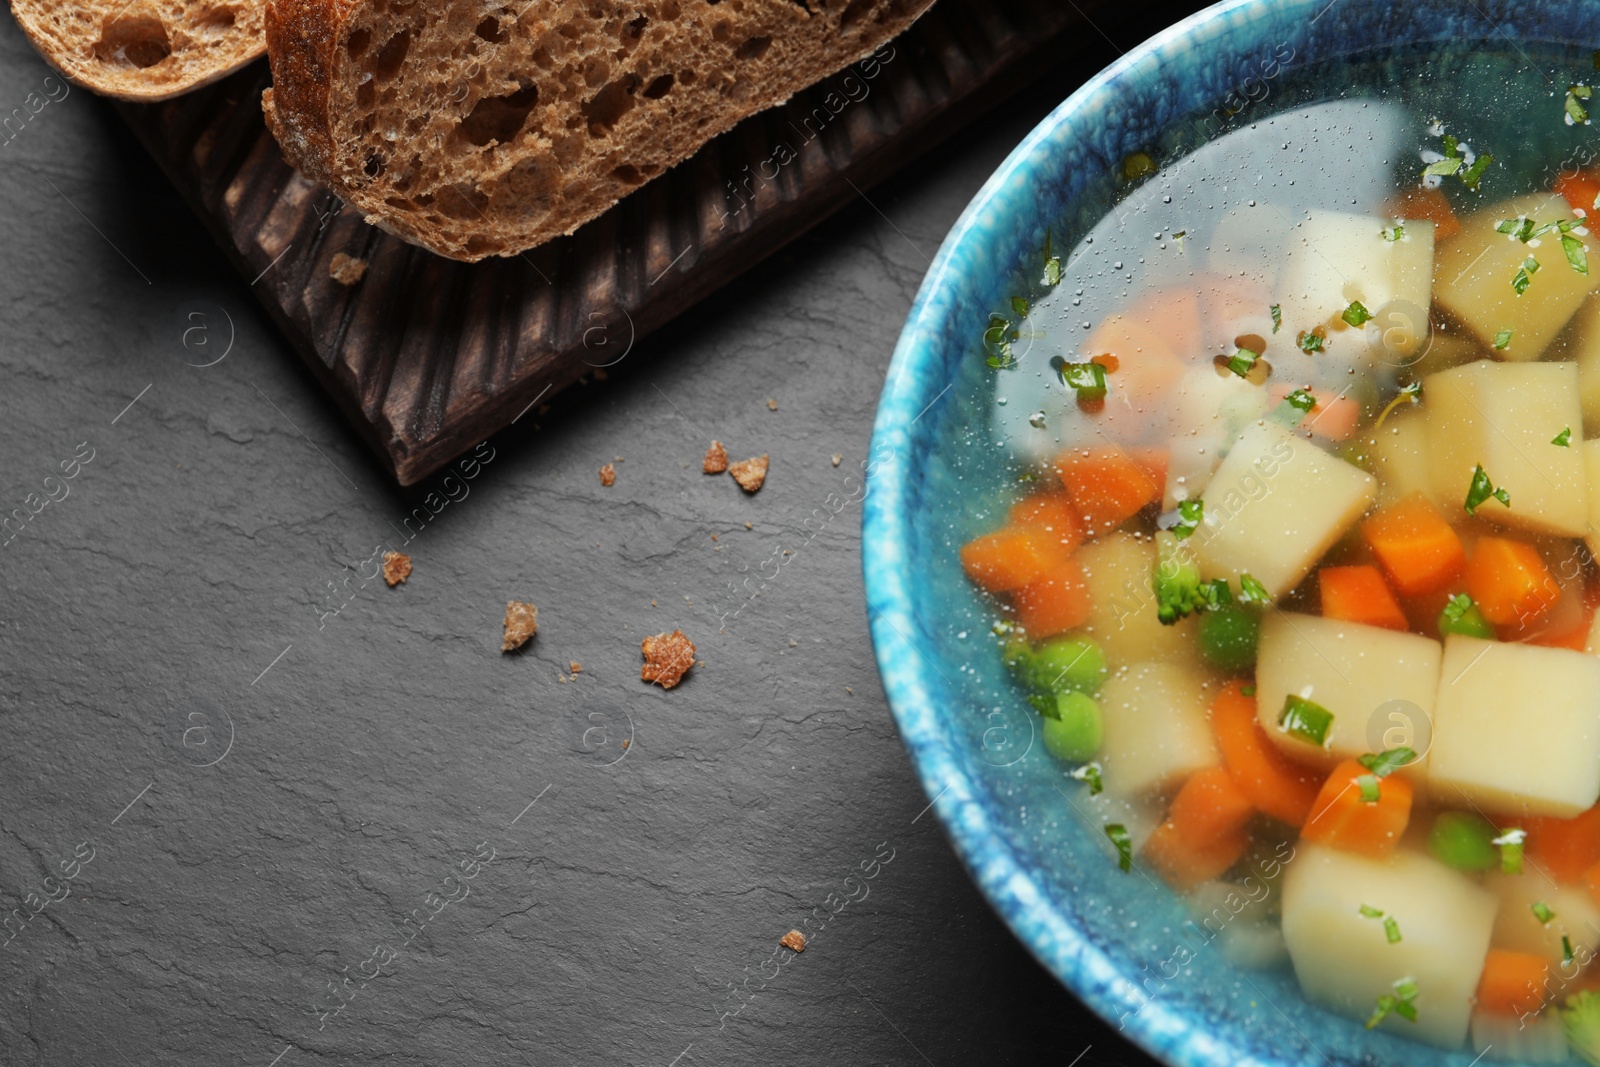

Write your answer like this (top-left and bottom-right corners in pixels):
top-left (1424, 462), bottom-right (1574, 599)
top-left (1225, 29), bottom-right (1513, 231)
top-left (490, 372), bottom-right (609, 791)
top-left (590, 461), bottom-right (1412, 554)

top-left (11, 0), bottom-right (264, 101)
top-left (262, 0), bottom-right (934, 261)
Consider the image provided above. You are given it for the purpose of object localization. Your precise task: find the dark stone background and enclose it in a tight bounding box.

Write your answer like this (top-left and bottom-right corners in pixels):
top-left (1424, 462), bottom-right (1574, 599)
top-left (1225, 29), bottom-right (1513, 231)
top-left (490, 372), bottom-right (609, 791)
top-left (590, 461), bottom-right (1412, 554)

top-left (0, 2), bottom-right (1206, 1063)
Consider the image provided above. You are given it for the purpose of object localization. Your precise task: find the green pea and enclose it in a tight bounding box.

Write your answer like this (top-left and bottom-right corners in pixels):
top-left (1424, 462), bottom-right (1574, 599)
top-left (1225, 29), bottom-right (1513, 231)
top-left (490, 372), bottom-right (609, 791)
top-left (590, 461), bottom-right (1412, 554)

top-left (1027, 636), bottom-right (1108, 695)
top-left (1041, 691), bottom-right (1103, 763)
top-left (1438, 601), bottom-right (1496, 640)
top-left (1428, 811), bottom-right (1499, 872)
top-left (1197, 604), bottom-right (1260, 672)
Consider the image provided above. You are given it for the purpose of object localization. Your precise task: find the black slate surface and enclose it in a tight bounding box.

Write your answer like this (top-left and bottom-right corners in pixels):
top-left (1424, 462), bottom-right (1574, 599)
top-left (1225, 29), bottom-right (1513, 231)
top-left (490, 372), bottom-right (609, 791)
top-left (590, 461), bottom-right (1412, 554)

top-left (0, 2), bottom-right (1207, 1063)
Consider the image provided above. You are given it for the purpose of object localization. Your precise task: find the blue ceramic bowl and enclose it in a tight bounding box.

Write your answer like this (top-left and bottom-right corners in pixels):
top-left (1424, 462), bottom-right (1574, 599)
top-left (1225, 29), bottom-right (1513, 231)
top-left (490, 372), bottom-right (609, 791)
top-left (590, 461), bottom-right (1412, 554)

top-left (862, 2), bottom-right (1600, 1065)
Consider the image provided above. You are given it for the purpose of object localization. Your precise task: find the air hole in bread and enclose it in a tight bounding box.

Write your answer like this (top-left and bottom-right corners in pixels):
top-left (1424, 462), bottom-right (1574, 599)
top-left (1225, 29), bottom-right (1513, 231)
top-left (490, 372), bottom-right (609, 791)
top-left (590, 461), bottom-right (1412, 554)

top-left (710, 19), bottom-right (731, 41)
top-left (678, 68), bottom-right (697, 86)
top-left (620, 14), bottom-right (648, 46)
top-left (191, 6), bottom-right (237, 38)
top-left (93, 12), bottom-right (172, 69)
top-left (439, 183), bottom-right (489, 220)
top-left (357, 75), bottom-right (376, 108)
top-left (373, 28), bottom-right (411, 80)
top-left (581, 74), bottom-right (641, 136)
top-left (348, 26), bottom-right (372, 56)
top-left (838, 0), bottom-right (874, 32)
top-left (454, 83), bottom-right (540, 147)
top-left (642, 74), bottom-right (674, 99)
top-left (612, 164), bottom-right (646, 185)
top-left (474, 15), bottom-right (506, 43)
top-left (363, 152), bottom-right (386, 177)
top-left (733, 35), bottom-right (770, 60)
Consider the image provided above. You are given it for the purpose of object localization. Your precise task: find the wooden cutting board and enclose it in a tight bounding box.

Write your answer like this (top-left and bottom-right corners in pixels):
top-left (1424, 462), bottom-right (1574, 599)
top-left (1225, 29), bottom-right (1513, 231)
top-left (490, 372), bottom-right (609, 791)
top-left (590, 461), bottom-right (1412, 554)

top-left (116, 0), bottom-right (1108, 484)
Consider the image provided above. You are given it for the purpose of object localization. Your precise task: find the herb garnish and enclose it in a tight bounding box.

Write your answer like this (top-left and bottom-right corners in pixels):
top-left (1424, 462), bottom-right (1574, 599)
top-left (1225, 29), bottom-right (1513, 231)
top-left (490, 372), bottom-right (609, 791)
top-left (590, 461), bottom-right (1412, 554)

top-left (1533, 901), bottom-right (1558, 925)
top-left (1367, 977), bottom-right (1421, 1029)
top-left (1424, 134), bottom-right (1493, 191)
top-left (1564, 233), bottom-right (1591, 275)
top-left (1279, 694), bottom-right (1334, 748)
top-left (1494, 328), bottom-right (1513, 350)
top-left (1298, 330), bottom-right (1325, 354)
top-left (984, 314), bottom-right (1018, 368)
top-left (1270, 304), bottom-right (1283, 333)
top-left (1239, 573), bottom-right (1271, 603)
top-left (1493, 828), bottom-right (1526, 875)
top-left (1569, 84), bottom-right (1594, 126)
top-left (1342, 301), bottom-right (1374, 327)
top-left (1359, 747), bottom-right (1419, 779)
top-left (1464, 465), bottom-right (1511, 516)
top-left (1172, 498), bottom-right (1204, 540)
top-left (1226, 346), bottom-right (1260, 379)
top-left (1055, 358), bottom-right (1109, 402)
top-left (1042, 231), bottom-right (1063, 287)
top-left (1105, 823), bottom-right (1133, 872)
top-left (1382, 224), bottom-right (1405, 242)
top-left (1073, 762), bottom-right (1104, 795)
top-left (1554, 427), bottom-right (1573, 447)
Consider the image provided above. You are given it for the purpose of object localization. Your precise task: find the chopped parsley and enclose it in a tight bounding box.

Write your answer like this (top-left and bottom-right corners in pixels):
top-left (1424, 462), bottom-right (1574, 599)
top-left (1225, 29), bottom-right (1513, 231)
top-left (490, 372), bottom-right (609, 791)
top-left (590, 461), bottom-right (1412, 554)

top-left (1011, 296), bottom-right (1029, 319)
top-left (1382, 223), bottom-right (1406, 242)
top-left (1533, 901), bottom-right (1558, 925)
top-left (1073, 761), bottom-right (1104, 795)
top-left (1367, 977), bottom-right (1421, 1029)
top-left (1239, 573), bottom-right (1271, 603)
top-left (1569, 84), bottom-right (1594, 126)
top-left (1226, 346), bottom-right (1260, 378)
top-left (1042, 231), bottom-right (1063, 287)
top-left (1565, 936), bottom-right (1577, 967)
top-left (1359, 747), bottom-right (1419, 779)
top-left (1285, 389), bottom-right (1317, 414)
top-left (1342, 301), bottom-right (1374, 327)
top-left (1513, 254), bottom-right (1541, 295)
top-left (1464, 464), bottom-right (1512, 516)
top-left (1270, 303), bottom-right (1283, 333)
top-left (1105, 823), bottom-right (1133, 872)
top-left (1493, 328), bottom-right (1513, 350)
top-left (1554, 426), bottom-right (1574, 447)
top-left (1493, 828), bottom-right (1527, 875)
top-left (1298, 330), bottom-right (1325, 353)
top-left (1055, 358), bottom-right (1109, 402)
top-left (1385, 917), bottom-right (1403, 944)
top-left (984, 313), bottom-right (1019, 368)
top-left (1424, 134), bottom-right (1493, 191)
top-left (1279, 694), bottom-right (1334, 748)
top-left (1462, 152), bottom-right (1495, 192)
top-left (1357, 773), bottom-right (1382, 803)
top-left (1497, 216), bottom-right (1537, 242)
top-left (1172, 498), bottom-right (1204, 540)
top-left (1359, 904), bottom-right (1384, 919)
top-left (1564, 233), bottom-right (1590, 275)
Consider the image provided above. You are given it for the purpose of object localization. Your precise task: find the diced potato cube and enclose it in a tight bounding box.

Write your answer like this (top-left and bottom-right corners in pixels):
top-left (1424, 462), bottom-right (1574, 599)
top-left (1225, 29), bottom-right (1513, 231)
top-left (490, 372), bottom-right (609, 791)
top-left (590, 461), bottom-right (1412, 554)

top-left (1425, 360), bottom-right (1589, 538)
top-left (1434, 193), bottom-right (1596, 359)
top-left (1076, 533), bottom-right (1204, 670)
top-left (1431, 635), bottom-right (1600, 818)
top-left (1254, 612), bottom-right (1442, 776)
top-left (1369, 406), bottom-right (1431, 509)
top-left (1281, 844), bottom-right (1498, 1048)
top-left (1484, 871), bottom-right (1600, 966)
top-left (1470, 1009), bottom-right (1571, 1063)
top-left (1586, 438), bottom-right (1600, 561)
top-left (1276, 209), bottom-right (1435, 347)
top-left (1194, 421), bottom-right (1377, 599)
top-left (1569, 294), bottom-right (1600, 434)
top-left (1096, 660), bottom-right (1220, 795)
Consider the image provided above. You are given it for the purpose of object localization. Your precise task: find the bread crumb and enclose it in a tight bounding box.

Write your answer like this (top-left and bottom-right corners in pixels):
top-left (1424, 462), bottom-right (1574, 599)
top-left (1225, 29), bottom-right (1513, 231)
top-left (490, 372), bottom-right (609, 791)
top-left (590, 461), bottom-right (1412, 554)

top-left (728, 454), bottom-right (769, 494)
top-left (710, 533), bottom-right (718, 543)
top-left (779, 929), bottom-right (806, 952)
top-left (621, 738), bottom-right (630, 750)
top-left (651, 598), bottom-right (657, 607)
top-left (831, 454), bottom-right (842, 467)
top-left (744, 522), bottom-right (753, 530)
top-left (766, 398), bottom-right (779, 411)
top-left (382, 551), bottom-right (412, 587)
top-left (703, 440), bottom-right (729, 474)
top-left (502, 601), bottom-right (539, 652)
top-left (329, 253), bottom-right (367, 285)
top-left (569, 661), bottom-right (582, 673)
top-left (599, 463), bottom-right (616, 486)
top-left (641, 629), bottom-right (696, 689)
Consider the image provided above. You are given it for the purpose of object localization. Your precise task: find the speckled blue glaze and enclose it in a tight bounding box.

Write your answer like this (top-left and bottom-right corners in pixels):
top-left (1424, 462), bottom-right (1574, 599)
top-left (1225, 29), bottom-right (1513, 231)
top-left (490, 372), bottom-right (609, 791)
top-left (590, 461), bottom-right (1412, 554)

top-left (862, 2), bottom-right (1600, 1065)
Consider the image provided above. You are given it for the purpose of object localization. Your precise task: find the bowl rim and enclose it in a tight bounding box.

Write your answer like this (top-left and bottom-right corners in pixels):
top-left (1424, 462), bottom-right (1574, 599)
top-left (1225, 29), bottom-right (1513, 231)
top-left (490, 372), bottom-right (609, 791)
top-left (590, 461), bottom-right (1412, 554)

top-left (860, 2), bottom-right (1311, 1065)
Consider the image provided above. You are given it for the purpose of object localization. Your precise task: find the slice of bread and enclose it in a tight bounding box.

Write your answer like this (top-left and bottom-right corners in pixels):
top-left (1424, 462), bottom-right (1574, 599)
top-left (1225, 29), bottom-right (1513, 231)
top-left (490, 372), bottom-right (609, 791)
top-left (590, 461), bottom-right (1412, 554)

top-left (11, 0), bottom-right (265, 101)
top-left (262, 0), bottom-right (933, 261)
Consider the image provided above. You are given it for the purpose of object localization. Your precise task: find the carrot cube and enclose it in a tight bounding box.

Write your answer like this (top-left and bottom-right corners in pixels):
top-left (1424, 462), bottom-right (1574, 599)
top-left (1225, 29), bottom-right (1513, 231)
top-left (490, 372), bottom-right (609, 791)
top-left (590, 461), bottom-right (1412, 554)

top-left (1360, 492), bottom-right (1466, 597)
top-left (1211, 682), bottom-right (1321, 827)
top-left (1476, 949), bottom-right (1551, 1016)
top-left (1007, 492), bottom-right (1086, 556)
top-left (1141, 821), bottom-right (1250, 892)
top-left (1300, 759), bottom-right (1414, 860)
top-left (1318, 565), bottom-right (1409, 631)
top-left (1464, 536), bottom-right (1560, 628)
top-left (1054, 447), bottom-right (1165, 537)
top-left (960, 528), bottom-right (1067, 593)
top-left (1013, 560), bottom-right (1093, 638)
top-left (1524, 805), bottom-right (1600, 884)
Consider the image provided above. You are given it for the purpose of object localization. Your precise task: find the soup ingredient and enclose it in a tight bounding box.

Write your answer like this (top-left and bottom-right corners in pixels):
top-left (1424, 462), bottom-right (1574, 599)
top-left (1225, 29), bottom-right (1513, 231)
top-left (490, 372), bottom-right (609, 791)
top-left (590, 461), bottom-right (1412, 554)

top-left (1318, 565), bottom-right (1408, 631)
top-left (1076, 533), bottom-right (1204, 667)
top-left (1105, 823), bottom-right (1134, 872)
top-left (1280, 844), bottom-right (1497, 1048)
top-left (1462, 536), bottom-right (1560, 627)
top-left (1366, 977), bottom-right (1422, 1030)
top-left (960, 528), bottom-right (1070, 593)
top-left (1429, 635), bottom-right (1600, 818)
top-left (1474, 949), bottom-right (1550, 1015)
top-left (1427, 811), bottom-right (1500, 871)
top-left (1434, 194), bottom-right (1594, 358)
top-left (1300, 760), bottom-right (1415, 859)
top-left (1485, 873), bottom-right (1600, 966)
top-left (1555, 427), bottom-right (1575, 447)
top-left (1013, 561), bottom-right (1093, 638)
top-left (641, 629), bottom-right (697, 689)
top-left (1040, 691), bottom-right (1104, 762)
top-left (1426, 360), bottom-right (1589, 536)
top-left (1191, 421), bottom-right (1377, 600)
top-left (1153, 532), bottom-right (1225, 624)
top-left (1011, 634), bottom-right (1108, 695)
top-left (1274, 209), bottom-right (1435, 337)
top-left (1437, 594), bottom-right (1496, 640)
top-left (1254, 613), bottom-right (1442, 772)
top-left (1564, 991), bottom-right (1600, 1067)
top-left (1360, 493), bottom-right (1466, 596)
top-left (1008, 492), bottom-right (1086, 554)
top-left (1463, 465), bottom-right (1512, 517)
top-left (1196, 603), bottom-right (1260, 671)
top-left (1057, 359), bottom-right (1110, 401)
top-left (502, 600), bottom-right (539, 652)
top-left (1210, 681), bottom-right (1320, 826)
top-left (1523, 805), bottom-right (1600, 884)
top-left (703, 441), bottom-right (729, 474)
top-left (1384, 186), bottom-right (1460, 240)
top-left (1471, 1009), bottom-right (1572, 1064)
top-left (1095, 660), bottom-right (1219, 795)
top-left (1054, 447), bottom-right (1165, 536)
top-left (1141, 767), bottom-right (1254, 890)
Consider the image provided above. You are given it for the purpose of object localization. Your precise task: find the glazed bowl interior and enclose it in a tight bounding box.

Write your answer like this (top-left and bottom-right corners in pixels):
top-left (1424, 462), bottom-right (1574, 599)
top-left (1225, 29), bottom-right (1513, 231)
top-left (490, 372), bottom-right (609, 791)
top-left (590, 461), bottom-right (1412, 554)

top-left (862, 1), bottom-right (1600, 1065)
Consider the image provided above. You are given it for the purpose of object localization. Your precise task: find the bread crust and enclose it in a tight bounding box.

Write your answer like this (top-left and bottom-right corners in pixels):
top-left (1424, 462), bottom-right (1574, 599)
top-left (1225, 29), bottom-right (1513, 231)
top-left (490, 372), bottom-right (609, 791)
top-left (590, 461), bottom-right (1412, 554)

top-left (10, 0), bottom-right (267, 102)
top-left (263, 0), bottom-right (935, 261)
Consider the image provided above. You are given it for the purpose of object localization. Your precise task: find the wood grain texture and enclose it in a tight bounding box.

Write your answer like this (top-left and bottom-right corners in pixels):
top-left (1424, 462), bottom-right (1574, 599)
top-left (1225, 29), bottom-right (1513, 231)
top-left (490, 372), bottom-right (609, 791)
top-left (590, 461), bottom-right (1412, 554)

top-left (116, 0), bottom-right (1107, 484)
